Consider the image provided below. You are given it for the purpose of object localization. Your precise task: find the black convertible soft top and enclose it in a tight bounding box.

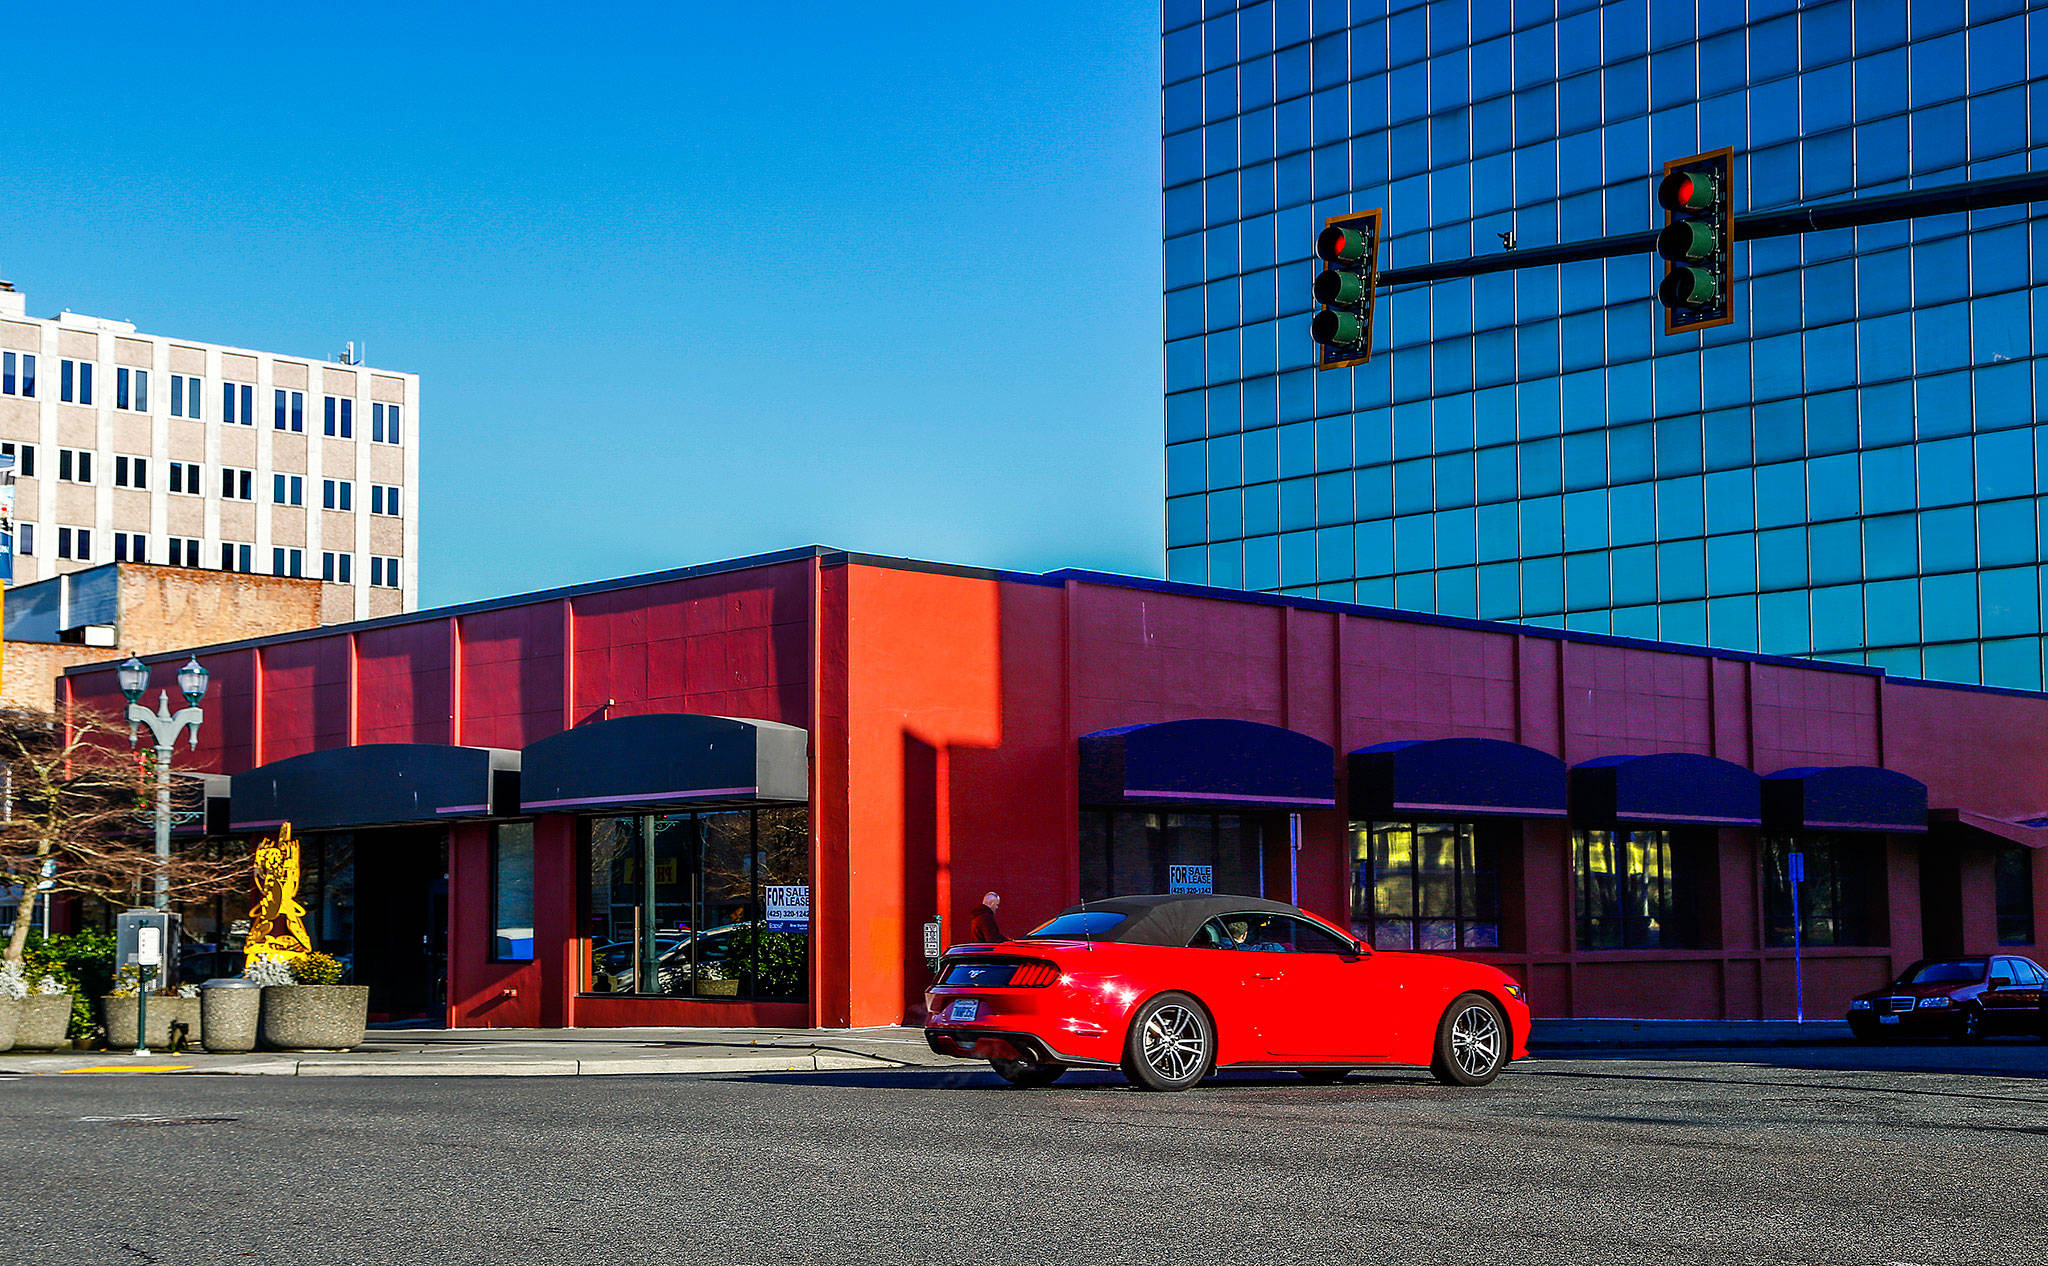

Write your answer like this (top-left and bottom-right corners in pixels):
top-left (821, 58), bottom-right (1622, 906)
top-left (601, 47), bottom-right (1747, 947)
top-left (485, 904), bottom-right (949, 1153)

top-left (1038, 893), bottom-right (1310, 949)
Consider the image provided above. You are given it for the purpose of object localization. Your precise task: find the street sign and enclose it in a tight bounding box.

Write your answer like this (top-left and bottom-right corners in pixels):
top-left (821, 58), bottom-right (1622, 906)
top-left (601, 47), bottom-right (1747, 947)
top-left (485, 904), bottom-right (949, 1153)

top-left (136, 926), bottom-right (162, 966)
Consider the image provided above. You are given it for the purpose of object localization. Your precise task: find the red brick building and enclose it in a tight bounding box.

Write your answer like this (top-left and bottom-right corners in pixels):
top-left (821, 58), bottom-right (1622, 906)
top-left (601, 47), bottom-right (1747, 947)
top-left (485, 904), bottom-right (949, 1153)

top-left (62, 548), bottom-right (2048, 1029)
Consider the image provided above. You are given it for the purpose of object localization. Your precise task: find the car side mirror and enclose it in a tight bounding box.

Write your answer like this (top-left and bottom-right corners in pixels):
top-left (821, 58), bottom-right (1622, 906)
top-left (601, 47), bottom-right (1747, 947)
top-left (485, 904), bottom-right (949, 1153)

top-left (1350, 938), bottom-right (1371, 957)
top-left (1988, 976), bottom-right (2012, 989)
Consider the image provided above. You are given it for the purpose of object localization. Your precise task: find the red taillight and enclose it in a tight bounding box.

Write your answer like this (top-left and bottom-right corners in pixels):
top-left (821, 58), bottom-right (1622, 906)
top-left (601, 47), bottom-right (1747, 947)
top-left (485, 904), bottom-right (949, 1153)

top-left (1009, 960), bottom-right (1061, 988)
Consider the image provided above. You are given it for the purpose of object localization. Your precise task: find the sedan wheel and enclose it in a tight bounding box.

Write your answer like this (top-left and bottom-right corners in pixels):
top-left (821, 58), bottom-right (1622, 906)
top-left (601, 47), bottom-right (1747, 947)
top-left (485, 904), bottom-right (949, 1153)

top-left (1121, 992), bottom-right (1213, 1092)
top-left (990, 1058), bottom-right (1066, 1088)
top-left (1430, 993), bottom-right (1508, 1087)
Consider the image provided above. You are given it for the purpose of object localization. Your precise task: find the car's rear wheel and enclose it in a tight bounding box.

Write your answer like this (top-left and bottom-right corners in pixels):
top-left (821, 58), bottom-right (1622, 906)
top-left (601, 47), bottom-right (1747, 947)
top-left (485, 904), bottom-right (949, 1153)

top-left (1297, 1068), bottom-right (1353, 1084)
top-left (1121, 991), bottom-right (1213, 1092)
top-left (1430, 993), bottom-right (1509, 1087)
top-left (989, 1058), bottom-right (1066, 1087)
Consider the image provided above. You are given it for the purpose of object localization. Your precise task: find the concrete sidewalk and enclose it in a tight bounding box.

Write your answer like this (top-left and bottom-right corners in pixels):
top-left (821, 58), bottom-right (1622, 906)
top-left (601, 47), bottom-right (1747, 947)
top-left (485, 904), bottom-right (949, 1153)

top-left (0, 1017), bottom-right (1869, 1077)
top-left (0, 1025), bottom-right (956, 1077)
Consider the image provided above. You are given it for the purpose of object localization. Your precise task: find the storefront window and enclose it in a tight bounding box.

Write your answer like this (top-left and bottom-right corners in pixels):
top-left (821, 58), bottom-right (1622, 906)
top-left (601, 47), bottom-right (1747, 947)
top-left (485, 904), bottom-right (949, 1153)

top-left (1996, 844), bottom-right (2036, 945)
top-left (491, 823), bottom-right (535, 962)
top-left (1761, 834), bottom-right (1877, 947)
top-left (1349, 821), bottom-right (1499, 951)
top-left (1078, 810), bottom-right (1264, 902)
top-left (1574, 829), bottom-right (1700, 949)
top-left (584, 806), bottom-right (808, 1001)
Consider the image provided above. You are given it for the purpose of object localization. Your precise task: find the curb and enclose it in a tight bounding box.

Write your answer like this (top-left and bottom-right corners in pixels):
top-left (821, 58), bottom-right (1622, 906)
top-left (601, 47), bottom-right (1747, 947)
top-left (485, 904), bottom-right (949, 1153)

top-left (191, 1050), bottom-right (906, 1078)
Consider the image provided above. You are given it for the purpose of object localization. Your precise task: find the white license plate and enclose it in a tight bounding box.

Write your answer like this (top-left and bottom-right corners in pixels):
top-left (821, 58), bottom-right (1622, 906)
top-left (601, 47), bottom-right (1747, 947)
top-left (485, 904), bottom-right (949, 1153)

top-left (947, 999), bottom-right (980, 1022)
top-left (1879, 1014), bottom-right (1900, 1025)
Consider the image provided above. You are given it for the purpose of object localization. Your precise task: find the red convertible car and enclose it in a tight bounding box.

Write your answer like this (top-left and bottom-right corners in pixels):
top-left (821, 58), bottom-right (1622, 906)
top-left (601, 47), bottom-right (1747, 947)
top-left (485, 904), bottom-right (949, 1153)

top-left (923, 894), bottom-right (1530, 1090)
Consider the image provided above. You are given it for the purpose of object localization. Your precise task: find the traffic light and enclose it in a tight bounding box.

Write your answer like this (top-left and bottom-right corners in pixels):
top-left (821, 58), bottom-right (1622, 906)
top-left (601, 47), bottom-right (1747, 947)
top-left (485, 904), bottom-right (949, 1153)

top-left (1312, 209), bottom-right (1381, 369)
top-left (1656, 147), bottom-right (1735, 334)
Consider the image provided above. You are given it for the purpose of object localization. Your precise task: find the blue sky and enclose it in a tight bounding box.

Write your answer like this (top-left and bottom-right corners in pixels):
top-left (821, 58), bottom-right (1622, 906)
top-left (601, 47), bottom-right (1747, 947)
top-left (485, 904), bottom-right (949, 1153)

top-left (4, 2), bottom-right (1163, 607)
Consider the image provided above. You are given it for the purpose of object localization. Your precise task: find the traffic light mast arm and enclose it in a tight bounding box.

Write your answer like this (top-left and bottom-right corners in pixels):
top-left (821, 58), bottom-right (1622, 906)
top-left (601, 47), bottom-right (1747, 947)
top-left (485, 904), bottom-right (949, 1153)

top-left (1373, 169), bottom-right (2048, 290)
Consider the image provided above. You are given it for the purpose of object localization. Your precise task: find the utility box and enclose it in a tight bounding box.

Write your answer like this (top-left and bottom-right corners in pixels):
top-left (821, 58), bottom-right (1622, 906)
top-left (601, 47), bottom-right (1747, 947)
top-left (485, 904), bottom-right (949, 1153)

top-left (116, 908), bottom-right (180, 986)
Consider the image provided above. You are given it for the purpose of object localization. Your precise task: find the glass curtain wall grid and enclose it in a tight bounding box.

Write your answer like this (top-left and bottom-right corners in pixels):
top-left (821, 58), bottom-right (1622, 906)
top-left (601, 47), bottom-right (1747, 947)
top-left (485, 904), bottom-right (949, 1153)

top-left (1164, 0), bottom-right (2048, 687)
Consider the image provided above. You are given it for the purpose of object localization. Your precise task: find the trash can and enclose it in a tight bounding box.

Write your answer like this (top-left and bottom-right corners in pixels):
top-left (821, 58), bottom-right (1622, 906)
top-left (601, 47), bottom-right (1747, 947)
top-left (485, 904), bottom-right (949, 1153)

top-left (199, 978), bottom-right (261, 1053)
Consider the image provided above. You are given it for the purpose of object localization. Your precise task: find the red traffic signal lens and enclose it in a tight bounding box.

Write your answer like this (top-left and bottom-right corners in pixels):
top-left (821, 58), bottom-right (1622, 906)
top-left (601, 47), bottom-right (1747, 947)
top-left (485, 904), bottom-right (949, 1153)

top-left (1317, 225), bottom-right (1371, 263)
top-left (1658, 168), bottom-right (1719, 213)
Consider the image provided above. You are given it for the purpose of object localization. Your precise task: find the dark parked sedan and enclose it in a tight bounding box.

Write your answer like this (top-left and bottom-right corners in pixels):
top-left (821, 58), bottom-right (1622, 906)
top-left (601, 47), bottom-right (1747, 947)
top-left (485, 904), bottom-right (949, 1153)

top-left (1847, 955), bottom-right (2048, 1041)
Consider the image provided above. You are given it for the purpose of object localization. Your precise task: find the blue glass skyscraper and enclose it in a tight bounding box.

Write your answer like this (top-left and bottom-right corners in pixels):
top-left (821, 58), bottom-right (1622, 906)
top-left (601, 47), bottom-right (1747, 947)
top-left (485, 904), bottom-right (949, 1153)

top-left (1163, 0), bottom-right (2046, 687)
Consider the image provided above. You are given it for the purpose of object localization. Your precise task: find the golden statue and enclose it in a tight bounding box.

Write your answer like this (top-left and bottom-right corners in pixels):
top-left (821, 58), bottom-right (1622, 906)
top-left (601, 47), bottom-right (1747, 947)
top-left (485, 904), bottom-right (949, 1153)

top-left (245, 822), bottom-right (313, 962)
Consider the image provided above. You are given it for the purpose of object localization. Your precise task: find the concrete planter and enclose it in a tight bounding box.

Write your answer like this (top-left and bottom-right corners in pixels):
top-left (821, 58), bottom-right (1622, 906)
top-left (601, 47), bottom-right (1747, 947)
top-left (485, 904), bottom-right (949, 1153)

top-left (199, 982), bottom-right (262, 1053)
top-left (260, 985), bottom-right (369, 1051)
top-left (13, 994), bottom-right (75, 1050)
top-left (101, 996), bottom-right (203, 1051)
top-left (0, 997), bottom-right (18, 1052)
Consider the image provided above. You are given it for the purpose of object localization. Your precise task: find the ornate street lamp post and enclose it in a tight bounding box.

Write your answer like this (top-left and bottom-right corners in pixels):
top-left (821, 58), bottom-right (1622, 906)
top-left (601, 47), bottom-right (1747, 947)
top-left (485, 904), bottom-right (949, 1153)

top-left (118, 655), bottom-right (210, 911)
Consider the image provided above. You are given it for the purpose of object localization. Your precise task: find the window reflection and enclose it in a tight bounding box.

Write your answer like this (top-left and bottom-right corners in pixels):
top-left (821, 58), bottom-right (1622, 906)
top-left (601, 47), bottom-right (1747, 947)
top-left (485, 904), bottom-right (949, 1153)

top-left (584, 807), bottom-right (809, 1002)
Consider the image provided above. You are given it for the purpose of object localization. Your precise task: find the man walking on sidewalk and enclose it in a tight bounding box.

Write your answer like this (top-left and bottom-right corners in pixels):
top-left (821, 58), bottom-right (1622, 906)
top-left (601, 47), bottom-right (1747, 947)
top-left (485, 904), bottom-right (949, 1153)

top-left (967, 892), bottom-right (1003, 943)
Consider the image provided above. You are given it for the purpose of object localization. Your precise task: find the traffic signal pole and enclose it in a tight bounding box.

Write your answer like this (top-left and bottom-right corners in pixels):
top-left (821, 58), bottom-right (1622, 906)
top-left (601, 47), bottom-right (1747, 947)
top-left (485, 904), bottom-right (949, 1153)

top-left (1371, 169), bottom-right (2048, 291)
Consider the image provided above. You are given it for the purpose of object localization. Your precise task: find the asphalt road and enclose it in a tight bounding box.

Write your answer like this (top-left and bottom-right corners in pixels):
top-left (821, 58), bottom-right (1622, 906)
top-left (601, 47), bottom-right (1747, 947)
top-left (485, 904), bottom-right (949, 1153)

top-left (7, 1043), bottom-right (2046, 1266)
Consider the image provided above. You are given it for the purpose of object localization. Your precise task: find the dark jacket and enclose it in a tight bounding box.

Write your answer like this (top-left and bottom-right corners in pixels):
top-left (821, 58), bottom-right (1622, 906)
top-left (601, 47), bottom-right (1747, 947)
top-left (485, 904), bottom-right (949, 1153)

top-left (967, 904), bottom-right (1003, 944)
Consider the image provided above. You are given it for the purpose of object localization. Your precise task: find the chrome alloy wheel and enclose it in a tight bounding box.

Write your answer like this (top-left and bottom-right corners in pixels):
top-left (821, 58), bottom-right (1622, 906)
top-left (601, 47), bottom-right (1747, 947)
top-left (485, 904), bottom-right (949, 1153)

top-left (1142, 1003), bottom-right (1208, 1082)
top-left (1449, 1002), bottom-right (1504, 1078)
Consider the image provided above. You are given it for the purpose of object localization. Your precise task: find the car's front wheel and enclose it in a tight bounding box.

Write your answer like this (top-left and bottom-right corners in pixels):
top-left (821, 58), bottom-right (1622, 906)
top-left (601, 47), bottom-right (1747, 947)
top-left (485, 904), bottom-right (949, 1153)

top-left (1430, 992), bottom-right (1509, 1086)
top-left (1957, 1005), bottom-right (1986, 1042)
top-left (1121, 991), bottom-right (1213, 1092)
top-left (990, 1058), bottom-right (1066, 1087)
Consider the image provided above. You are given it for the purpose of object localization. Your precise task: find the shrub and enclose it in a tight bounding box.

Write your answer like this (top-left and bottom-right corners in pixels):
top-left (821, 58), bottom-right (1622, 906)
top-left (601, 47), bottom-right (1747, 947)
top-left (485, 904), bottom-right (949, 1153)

top-left (242, 956), bottom-right (295, 987)
top-left (292, 953), bottom-right (345, 986)
top-left (16, 929), bottom-right (115, 1040)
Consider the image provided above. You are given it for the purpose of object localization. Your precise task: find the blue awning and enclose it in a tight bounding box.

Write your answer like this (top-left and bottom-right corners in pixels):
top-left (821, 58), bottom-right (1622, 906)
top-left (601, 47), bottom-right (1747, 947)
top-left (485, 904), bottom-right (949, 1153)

top-left (1763, 766), bottom-right (1928, 833)
top-left (519, 713), bottom-right (808, 813)
top-left (230, 744), bottom-right (519, 832)
top-left (1080, 718), bottom-right (1335, 809)
top-left (1349, 737), bottom-right (1567, 819)
top-left (1570, 752), bottom-right (1762, 828)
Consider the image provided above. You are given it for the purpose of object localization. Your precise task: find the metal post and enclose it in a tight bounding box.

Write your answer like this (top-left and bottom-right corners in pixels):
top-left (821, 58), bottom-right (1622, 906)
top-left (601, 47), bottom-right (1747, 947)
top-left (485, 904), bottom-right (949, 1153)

top-left (134, 965), bottom-right (152, 1056)
top-left (1788, 850), bottom-right (1806, 1026)
top-left (153, 737), bottom-right (173, 911)
top-left (1288, 813), bottom-right (1301, 906)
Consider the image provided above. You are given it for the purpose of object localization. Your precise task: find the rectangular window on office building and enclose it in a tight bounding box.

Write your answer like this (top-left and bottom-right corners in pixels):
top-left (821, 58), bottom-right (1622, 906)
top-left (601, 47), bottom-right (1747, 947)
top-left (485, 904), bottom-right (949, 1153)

top-left (370, 484), bottom-right (401, 516)
top-left (322, 479), bottom-right (353, 510)
top-left (16, 523), bottom-right (32, 556)
top-left (115, 367), bottom-right (149, 412)
top-left (170, 373), bottom-right (204, 418)
top-left (272, 474), bottom-right (303, 506)
top-left (220, 542), bottom-right (252, 573)
top-left (113, 532), bottom-right (147, 563)
top-left (272, 547), bottom-right (303, 578)
top-left (325, 396), bottom-right (355, 438)
top-left (112, 455), bottom-right (148, 490)
top-left (59, 359), bottom-right (92, 405)
top-left (222, 381), bottom-right (253, 425)
top-left (168, 461), bottom-right (200, 494)
top-left (1573, 829), bottom-right (1706, 950)
top-left (322, 551), bottom-right (353, 584)
top-left (222, 467), bottom-right (253, 500)
top-left (369, 556), bottom-right (401, 588)
top-left (166, 537), bottom-right (199, 568)
top-left (2, 442), bottom-right (36, 477)
top-left (57, 449), bottom-right (92, 484)
top-left (1, 351), bottom-right (34, 397)
top-left (372, 402), bottom-right (401, 444)
top-left (56, 527), bottom-right (90, 561)
top-left (274, 389), bottom-right (305, 432)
